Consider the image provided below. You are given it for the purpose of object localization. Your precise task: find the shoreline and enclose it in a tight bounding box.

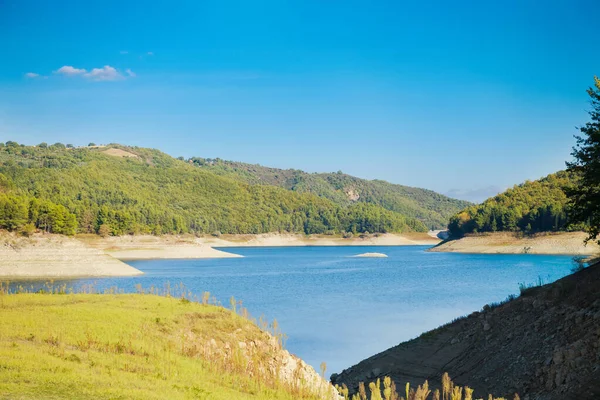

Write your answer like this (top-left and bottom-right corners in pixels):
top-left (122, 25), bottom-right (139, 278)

top-left (194, 232), bottom-right (440, 247)
top-left (5, 231), bottom-right (597, 279)
top-left (1, 232), bottom-right (439, 279)
top-left (0, 234), bottom-right (143, 279)
top-left (107, 246), bottom-right (244, 260)
top-left (429, 231), bottom-right (600, 255)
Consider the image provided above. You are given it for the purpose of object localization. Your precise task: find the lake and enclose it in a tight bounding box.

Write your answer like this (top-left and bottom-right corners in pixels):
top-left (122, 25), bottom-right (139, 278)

top-left (9, 245), bottom-right (576, 375)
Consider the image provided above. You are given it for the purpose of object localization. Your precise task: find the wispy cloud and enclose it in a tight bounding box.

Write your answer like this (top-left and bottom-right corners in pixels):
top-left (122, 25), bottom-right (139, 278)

top-left (120, 50), bottom-right (129, 55)
top-left (55, 66), bottom-right (87, 76)
top-left (24, 72), bottom-right (40, 78)
top-left (444, 186), bottom-right (505, 204)
top-left (147, 51), bottom-right (154, 56)
top-left (125, 68), bottom-right (136, 78)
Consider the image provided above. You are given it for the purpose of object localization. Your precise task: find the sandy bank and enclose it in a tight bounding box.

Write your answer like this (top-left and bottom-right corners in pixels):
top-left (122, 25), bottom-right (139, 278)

top-left (430, 232), bottom-right (600, 255)
top-left (351, 252), bottom-right (388, 258)
top-left (0, 234), bottom-right (142, 278)
top-left (109, 246), bottom-right (242, 260)
top-left (196, 232), bottom-right (440, 247)
top-left (82, 235), bottom-right (244, 260)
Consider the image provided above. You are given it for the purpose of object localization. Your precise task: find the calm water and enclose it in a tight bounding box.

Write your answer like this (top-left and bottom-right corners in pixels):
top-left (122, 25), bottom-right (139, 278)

top-left (10, 246), bottom-right (576, 374)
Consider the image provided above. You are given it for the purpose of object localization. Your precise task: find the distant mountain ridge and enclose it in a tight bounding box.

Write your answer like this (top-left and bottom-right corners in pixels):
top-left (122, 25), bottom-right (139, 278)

top-left (188, 157), bottom-right (471, 229)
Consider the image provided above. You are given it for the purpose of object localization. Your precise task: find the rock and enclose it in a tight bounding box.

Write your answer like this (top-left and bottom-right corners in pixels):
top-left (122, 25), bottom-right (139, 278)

top-left (483, 322), bottom-right (491, 331)
top-left (553, 351), bottom-right (563, 365)
top-left (451, 337), bottom-right (460, 345)
top-left (555, 370), bottom-right (564, 387)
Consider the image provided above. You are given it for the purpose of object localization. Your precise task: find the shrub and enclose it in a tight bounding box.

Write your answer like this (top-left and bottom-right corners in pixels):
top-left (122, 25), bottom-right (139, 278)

top-left (19, 223), bottom-right (36, 237)
top-left (98, 224), bottom-right (111, 238)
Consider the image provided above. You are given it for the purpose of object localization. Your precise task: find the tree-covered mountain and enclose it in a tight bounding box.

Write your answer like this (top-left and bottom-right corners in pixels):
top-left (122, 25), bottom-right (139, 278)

top-left (448, 171), bottom-right (580, 237)
top-left (0, 141), bottom-right (430, 236)
top-left (187, 158), bottom-right (471, 229)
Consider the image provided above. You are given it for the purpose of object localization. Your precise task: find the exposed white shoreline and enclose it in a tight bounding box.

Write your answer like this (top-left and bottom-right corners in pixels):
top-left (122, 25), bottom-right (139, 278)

top-left (430, 232), bottom-right (600, 255)
top-left (0, 234), bottom-right (143, 278)
top-left (0, 232), bottom-right (440, 278)
top-left (109, 246), bottom-right (243, 260)
top-left (196, 233), bottom-right (439, 247)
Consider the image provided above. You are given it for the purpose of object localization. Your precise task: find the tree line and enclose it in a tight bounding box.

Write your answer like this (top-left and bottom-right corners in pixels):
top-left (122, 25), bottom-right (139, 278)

top-left (447, 171), bottom-right (579, 237)
top-left (188, 157), bottom-right (471, 229)
top-left (0, 142), bottom-right (427, 236)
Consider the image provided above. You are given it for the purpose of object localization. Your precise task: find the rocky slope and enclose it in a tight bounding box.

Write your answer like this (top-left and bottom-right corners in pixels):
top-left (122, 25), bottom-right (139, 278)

top-left (331, 263), bottom-right (600, 400)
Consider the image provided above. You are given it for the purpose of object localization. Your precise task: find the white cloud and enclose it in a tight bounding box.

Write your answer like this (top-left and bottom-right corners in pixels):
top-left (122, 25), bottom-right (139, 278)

top-left (24, 72), bottom-right (40, 78)
top-left (51, 65), bottom-right (133, 81)
top-left (120, 50), bottom-right (129, 54)
top-left (55, 65), bottom-right (87, 76)
top-left (83, 65), bottom-right (123, 81)
top-left (147, 51), bottom-right (154, 56)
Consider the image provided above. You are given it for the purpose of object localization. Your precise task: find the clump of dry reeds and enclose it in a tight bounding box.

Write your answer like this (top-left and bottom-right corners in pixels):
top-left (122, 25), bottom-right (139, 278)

top-left (336, 373), bottom-right (518, 400)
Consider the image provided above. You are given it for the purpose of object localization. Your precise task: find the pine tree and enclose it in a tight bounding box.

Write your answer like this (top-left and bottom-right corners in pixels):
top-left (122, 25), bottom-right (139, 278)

top-left (566, 76), bottom-right (600, 244)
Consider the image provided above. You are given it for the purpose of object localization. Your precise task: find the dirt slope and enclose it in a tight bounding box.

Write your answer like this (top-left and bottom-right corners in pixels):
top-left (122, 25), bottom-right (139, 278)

top-left (331, 264), bottom-right (600, 400)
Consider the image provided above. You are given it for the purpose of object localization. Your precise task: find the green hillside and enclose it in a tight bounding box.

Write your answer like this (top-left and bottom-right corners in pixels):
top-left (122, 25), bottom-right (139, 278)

top-left (448, 171), bottom-right (581, 237)
top-left (0, 292), bottom-right (333, 400)
top-left (0, 141), bottom-right (428, 236)
top-left (188, 158), bottom-right (471, 229)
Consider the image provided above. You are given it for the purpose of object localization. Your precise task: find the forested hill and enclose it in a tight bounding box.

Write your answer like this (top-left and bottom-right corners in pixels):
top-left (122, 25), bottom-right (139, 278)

top-left (0, 141), bottom-right (429, 236)
top-left (448, 171), bottom-right (580, 237)
top-left (187, 158), bottom-right (471, 229)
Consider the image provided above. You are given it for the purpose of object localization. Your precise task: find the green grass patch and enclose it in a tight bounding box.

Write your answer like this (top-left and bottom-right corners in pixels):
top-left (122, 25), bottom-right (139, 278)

top-left (0, 293), bottom-right (325, 400)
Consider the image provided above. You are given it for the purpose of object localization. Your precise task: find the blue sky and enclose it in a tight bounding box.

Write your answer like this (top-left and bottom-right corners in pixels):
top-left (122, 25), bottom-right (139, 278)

top-left (1, 0), bottom-right (599, 202)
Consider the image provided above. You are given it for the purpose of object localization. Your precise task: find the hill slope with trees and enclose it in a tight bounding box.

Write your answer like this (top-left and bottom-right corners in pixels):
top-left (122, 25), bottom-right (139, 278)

top-left (0, 142), bottom-right (431, 236)
top-left (447, 171), bottom-right (579, 237)
top-left (188, 158), bottom-right (471, 229)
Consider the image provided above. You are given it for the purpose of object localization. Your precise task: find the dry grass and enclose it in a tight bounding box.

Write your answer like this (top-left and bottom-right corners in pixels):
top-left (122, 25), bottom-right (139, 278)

top-left (335, 373), bottom-right (514, 400)
top-left (101, 148), bottom-right (140, 159)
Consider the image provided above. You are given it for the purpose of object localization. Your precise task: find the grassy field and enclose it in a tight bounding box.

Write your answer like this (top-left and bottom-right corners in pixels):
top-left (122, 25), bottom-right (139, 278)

top-left (0, 292), bottom-right (330, 400)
